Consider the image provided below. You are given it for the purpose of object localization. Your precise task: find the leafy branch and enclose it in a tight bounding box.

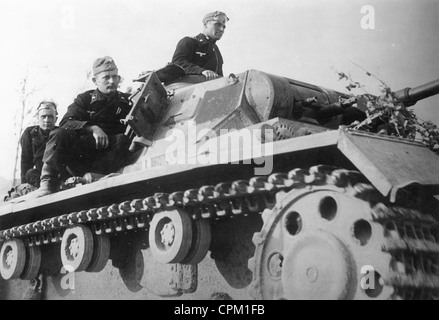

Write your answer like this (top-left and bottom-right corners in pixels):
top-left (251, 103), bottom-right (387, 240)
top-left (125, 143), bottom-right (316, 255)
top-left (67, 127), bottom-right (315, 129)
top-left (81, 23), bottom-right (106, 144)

top-left (335, 63), bottom-right (439, 155)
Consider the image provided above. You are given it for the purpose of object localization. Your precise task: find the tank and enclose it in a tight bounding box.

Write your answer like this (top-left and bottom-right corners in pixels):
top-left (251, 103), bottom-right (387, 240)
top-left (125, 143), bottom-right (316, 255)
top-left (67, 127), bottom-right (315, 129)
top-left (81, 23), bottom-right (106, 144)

top-left (0, 66), bottom-right (438, 300)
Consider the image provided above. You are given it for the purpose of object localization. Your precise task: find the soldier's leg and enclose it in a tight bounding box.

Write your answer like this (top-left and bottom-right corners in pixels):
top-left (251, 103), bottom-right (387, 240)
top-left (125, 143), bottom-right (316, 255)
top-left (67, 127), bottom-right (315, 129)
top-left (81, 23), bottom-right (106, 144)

top-left (93, 134), bottom-right (130, 174)
top-left (67, 133), bottom-right (99, 176)
top-left (10, 129), bottom-right (81, 201)
top-left (43, 128), bottom-right (82, 172)
top-left (38, 128), bottom-right (82, 196)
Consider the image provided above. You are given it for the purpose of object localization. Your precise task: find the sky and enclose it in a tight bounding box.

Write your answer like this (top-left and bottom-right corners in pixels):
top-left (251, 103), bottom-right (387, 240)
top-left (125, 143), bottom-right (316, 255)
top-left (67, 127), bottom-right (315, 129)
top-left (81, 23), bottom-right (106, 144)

top-left (0, 0), bottom-right (438, 186)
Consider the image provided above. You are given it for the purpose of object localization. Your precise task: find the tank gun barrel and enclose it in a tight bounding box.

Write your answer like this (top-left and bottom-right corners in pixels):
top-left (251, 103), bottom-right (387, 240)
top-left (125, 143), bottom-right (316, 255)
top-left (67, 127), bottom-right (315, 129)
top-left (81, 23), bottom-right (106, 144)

top-left (393, 79), bottom-right (439, 106)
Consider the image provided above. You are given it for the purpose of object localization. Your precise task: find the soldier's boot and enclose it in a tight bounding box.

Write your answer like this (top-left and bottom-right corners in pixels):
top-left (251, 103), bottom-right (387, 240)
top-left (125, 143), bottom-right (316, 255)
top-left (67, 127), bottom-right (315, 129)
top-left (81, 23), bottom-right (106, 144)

top-left (11, 164), bottom-right (60, 203)
top-left (36, 163), bottom-right (60, 197)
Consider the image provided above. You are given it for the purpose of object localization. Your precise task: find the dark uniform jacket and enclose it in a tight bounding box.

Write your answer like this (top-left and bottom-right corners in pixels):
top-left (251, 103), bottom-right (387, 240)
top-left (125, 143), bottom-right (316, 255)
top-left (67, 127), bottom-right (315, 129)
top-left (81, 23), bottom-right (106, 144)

top-left (20, 125), bottom-right (57, 183)
top-left (172, 33), bottom-right (224, 76)
top-left (60, 89), bottom-right (131, 136)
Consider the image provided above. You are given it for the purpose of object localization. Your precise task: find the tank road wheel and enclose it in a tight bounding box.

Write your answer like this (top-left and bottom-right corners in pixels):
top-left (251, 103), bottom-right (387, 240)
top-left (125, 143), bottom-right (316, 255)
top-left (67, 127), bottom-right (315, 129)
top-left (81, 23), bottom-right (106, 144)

top-left (181, 218), bottom-right (212, 265)
top-left (20, 245), bottom-right (42, 280)
top-left (86, 233), bottom-right (110, 273)
top-left (149, 209), bottom-right (193, 264)
top-left (0, 239), bottom-right (26, 280)
top-left (61, 225), bottom-right (94, 272)
top-left (249, 184), bottom-right (395, 300)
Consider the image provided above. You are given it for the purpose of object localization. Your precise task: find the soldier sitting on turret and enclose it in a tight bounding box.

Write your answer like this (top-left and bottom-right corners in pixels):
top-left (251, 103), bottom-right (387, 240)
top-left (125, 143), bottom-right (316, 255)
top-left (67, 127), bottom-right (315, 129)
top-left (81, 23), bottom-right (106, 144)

top-left (23, 56), bottom-right (132, 198)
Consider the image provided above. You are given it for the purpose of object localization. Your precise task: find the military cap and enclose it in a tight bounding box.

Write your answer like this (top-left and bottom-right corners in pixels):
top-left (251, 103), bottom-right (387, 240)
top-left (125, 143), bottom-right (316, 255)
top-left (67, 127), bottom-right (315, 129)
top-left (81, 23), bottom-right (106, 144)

top-left (202, 11), bottom-right (229, 24)
top-left (93, 56), bottom-right (118, 76)
top-left (37, 101), bottom-right (58, 115)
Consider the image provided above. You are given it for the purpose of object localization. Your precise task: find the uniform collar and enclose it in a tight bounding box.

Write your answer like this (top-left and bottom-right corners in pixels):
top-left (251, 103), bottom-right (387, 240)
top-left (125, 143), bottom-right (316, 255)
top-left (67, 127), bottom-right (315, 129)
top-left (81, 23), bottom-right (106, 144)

top-left (196, 33), bottom-right (216, 44)
top-left (30, 126), bottom-right (40, 135)
top-left (91, 89), bottom-right (128, 104)
top-left (31, 126), bottom-right (52, 136)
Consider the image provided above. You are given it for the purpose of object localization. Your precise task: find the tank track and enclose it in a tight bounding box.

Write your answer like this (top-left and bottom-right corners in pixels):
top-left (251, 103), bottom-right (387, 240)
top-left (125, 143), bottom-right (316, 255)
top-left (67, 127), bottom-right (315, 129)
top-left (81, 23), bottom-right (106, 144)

top-left (0, 172), bottom-right (282, 245)
top-left (247, 167), bottom-right (439, 300)
top-left (371, 204), bottom-right (439, 299)
top-left (0, 166), bottom-right (438, 299)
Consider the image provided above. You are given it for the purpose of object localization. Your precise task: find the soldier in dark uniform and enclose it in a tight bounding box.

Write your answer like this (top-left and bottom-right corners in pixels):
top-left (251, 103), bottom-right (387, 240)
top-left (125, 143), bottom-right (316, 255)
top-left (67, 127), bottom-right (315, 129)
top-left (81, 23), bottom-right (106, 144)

top-left (172, 11), bottom-right (229, 81)
top-left (33, 56), bottom-right (132, 197)
top-left (20, 101), bottom-right (58, 187)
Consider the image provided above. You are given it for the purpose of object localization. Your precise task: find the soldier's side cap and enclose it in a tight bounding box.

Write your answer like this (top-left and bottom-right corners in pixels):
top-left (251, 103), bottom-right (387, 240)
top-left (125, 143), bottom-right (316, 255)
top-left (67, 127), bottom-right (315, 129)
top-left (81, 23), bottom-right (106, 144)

top-left (37, 101), bottom-right (58, 114)
top-left (202, 11), bottom-right (229, 24)
top-left (93, 56), bottom-right (118, 76)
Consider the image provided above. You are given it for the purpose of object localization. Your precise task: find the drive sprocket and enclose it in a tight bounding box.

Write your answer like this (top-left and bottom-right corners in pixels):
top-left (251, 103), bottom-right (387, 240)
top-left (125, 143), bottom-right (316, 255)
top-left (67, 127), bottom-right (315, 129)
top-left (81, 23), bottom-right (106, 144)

top-left (248, 169), bottom-right (439, 300)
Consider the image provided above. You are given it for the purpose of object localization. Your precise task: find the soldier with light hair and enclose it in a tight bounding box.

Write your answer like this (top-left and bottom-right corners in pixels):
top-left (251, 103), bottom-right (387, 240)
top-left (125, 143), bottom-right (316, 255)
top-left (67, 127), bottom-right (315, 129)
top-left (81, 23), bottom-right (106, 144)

top-left (172, 11), bottom-right (229, 81)
top-left (20, 101), bottom-right (58, 187)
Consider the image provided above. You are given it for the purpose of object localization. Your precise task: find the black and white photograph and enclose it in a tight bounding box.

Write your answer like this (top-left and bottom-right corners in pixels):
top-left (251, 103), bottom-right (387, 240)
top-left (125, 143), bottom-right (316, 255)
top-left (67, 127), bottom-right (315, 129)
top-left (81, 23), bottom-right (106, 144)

top-left (0, 0), bottom-right (438, 303)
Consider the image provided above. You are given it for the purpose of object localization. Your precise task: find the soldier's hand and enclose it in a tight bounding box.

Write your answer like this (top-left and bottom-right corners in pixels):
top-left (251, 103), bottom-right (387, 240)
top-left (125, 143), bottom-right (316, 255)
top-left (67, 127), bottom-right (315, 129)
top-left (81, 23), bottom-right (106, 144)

top-left (202, 70), bottom-right (219, 81)
top-left (89, 125), bottom-right (109, 150)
